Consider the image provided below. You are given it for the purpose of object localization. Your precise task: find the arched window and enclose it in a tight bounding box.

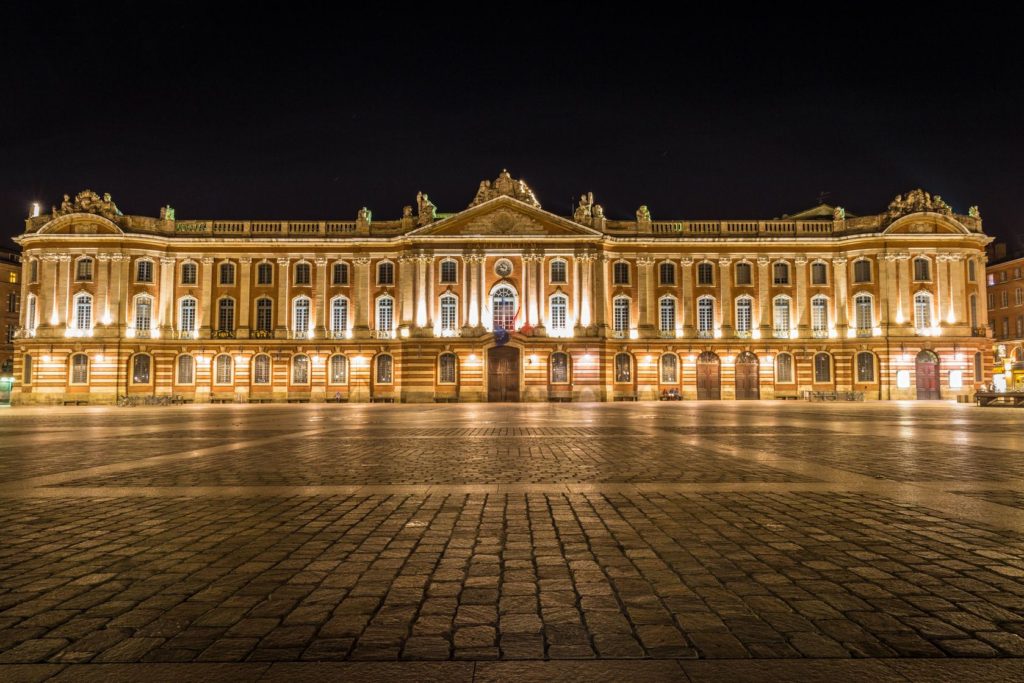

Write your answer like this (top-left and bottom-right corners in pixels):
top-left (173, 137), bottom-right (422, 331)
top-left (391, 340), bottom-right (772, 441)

top-left (811, 296), bottom-right (828, 335)
top-left (853, 259), bottom-right (872, 283)
top-left (773, 296), bottom-right (791, 337)
top-left (491, 287), bottom-right (516, 330)
top-left (550, 260), bottom-right (567, 284)
top-left (773, 261), bottom-right (790, 285)
top-left (775, 353), bottom-right (793, 383)
top-left (253, 354), bottom-right (271, 384)
top-left (813, 353), bottom-right (831, 383)
top-left (735, 296), bottom-right (752, 334)
top-left (181, 262), bottom-right (198, 285)
top-left (70, 353), bottom-right (89, 384)
top-left (219, 262), bottom-right (235, 285)
top-left (549, 294), bottom-right (568, 332)
top-left (659, 262), bottom-right (676, 286)
top-left (22, 354), bottom-right (32, 385)
top-left (73, 293), bottom-right (93, 331)
top-left (614, 353), bottom-right (632, 383)
top-left (25, 294), bottom-right (37, 331)
top-left (134, 295), bottom-right (153, 332)
top-left (293, 297), bottom-right (311, 335)
top-left (856, 352), bottom-right (875, 382)
top-left (217, 298), bottom-right (235, 333)
top-left (377, 261), bottom-right (394, 285)
top-left (660, 353), bottom-right (678, 383)
top-left (292, 354), bottom-right (310, 384)
top-left (257, 262), bottom-right (273, 285)
top-left (969, 294), bottom-right (978, 329)
top-left (659, 297), bottom-right (676, 333)
top-left (440, 259), bottom-right (458, 284)
top-left (294, 262), bottom-right (311, 286)
top-left (550, 352), bottom-right (569, 384)
top-left (438, 353), bottom-right (457, 384)
top-left (214, 354), bottom-right (233, 385)
top-left (176, 355), bottom-right (194, 384)
top-left (967, 259), bottom-right (976, 282)
top-left (914, 292), bottom-right (932, 331)
top-left (75, 257), bottom-right (93, 281)
top-left (697, 297), bottom-right (714, 335)
top-left (613, 261), bottom-right (630, 285)
top-left (132, 354), bottom-right (151, 384)
top-left (735, 262), bottom-right (752, 286)
top-left (440, 294), bottom-right (458, 332)
top-left (811, 261), bottom-right (828, 285)
top-left (136, 259), bottom-right (153, 283)
top-left (330, 355), bottom-right (348, 384)
top-left (697, 262), bottom-right (714, 286)
top-left (913, 257), bottom-right (931, 281)
top-left (331, 297), bottom-right (349, 336)
top-left (255, 298), bottom-right (273, 333)
top-left (333, 262), bottom-right (349, 285)
top-left (854, 294), bottom-right (873, 331)
top-left (376, 354), bottom-right (393, 384)
top-left (376, 296), bottom-right (394, 333)
top-left (613, 297), bottom-right (630, 333)
top-left (179, 297), bottom-right (197, 334)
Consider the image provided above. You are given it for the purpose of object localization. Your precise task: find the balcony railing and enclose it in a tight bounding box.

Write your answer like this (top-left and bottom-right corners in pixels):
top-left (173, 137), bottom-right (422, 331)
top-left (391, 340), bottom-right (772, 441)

top-left (812, 329), bottom-right (829, 339)
top-left (855, 328), bottom-right (873, 338)
top-left (372, 330), bottom-right (397, 340)
top-left (250, 329), bottom-right (274, 339)
top-left (734, 330), bottom-right (752, 339)
top-left (212, 329), bottom-right (236, 339)
top-left (697, 329), bottom-right (713, 339)
top-left (611, 329), bottom-right (628, 339)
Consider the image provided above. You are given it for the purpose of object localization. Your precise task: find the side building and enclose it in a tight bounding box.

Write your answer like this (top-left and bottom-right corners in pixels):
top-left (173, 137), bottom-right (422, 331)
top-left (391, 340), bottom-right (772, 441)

top-left (0, 247), bottom-right (21, 403)
top-left (11, 173), bottom-right (993, 404)
top-left (986, 249), bottom-right (1024, 390)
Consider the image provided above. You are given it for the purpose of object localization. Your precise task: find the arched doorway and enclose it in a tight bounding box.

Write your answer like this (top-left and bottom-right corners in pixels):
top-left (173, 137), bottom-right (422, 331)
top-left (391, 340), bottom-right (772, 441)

top-left (487, 346), bottom-right (520, 402)
top-left (696, 351), bottom-right (721, 400)
top-left (735, 351), bottom-right (759, 400)
top-left (916, 349), bottom-right (940, 400)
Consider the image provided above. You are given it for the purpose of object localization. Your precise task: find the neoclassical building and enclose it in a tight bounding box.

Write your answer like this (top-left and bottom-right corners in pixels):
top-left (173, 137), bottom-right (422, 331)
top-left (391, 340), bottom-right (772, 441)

top-left (11, 172), bottom-right (994, 404)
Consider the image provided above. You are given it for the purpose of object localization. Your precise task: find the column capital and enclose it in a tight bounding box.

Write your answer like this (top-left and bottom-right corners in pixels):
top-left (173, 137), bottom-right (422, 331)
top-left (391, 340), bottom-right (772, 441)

top-left (96, 253), bottom-right (112, 262)
top-left (636, 256), bottom-right (656, 266)
top-left (794, 257), bottom-right (807, 266)
top-left (277, 258), bottom-right (291, 267)
top-left (201, 257), bottom-right (215, 265)
top-left (757, 257), bottom-right (770, 266)
top-left (239, 257), bottom-right (253, 265)
top-left (57, 254), bottom-right (72, 262)
top-left (718, 258), bottom-right (732, 267)
top-left (314, 257), bottom-right (327, 266)
top-left (831, 258), bottom-right (848, 267)
top-left (353, 257), bottom-right (371, 266)
top-left (160, 257), bottom-right (176, 266)
top-left (680, 257), bottom-right (693, 266)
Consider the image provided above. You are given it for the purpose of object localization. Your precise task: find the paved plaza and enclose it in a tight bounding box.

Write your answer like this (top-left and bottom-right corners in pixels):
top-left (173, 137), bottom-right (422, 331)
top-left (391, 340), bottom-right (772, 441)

top-left (0, 402), bottom-right (1023, 681)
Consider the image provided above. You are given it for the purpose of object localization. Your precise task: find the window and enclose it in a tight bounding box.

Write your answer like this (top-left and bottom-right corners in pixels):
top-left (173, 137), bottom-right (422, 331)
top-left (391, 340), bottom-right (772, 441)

top-left (968, 259), bottom-right (976, 282)
top-left (181, 262), bottom-right (197, 285)
top-left (659, 297), bottom-right (676, 333)
top-left (811, 296), bottom-right (828, 335)
top-left (1000, 271), bottom-right (1008, 283)
top-left (613, 297), bottom-right (630, 332)
top-left (8, 292), bottom-right (18, 313)
top-left (292, 355), bottom-right (310, 384)
top-left (854, 294), bottom-right (872, 330)
top-left (813, 353), bottom-right (831, 383)
top-left (735, 262), bottom-right (752, 286)
top-left (218, 298), bottom-right (235, 333)
top-left (256, 298), bottom-right (273, 333)
top-left (550, 352), bottom-right (569, 384)
top-left (134, 296), bottom-right (153, 332)
top-left (550, 260), bottom-right (567, 284)
top-left (179, 297), bottom-right (197, 333)
top-left (132, 354), bottom-right (151, 384)
top-left (989, 293), bottom-right (996, 310)
top-left (440, 294), bottom-right (458, 332)
top-left (853, 259), bottom-right (871, 283)
top-left (913, 257), bottom-right (931, 281)
top-left (697, 297), bottom-right (714, 334)
top-left (440, 259), bottom-right (458, 284)
top-left (23, 354), bottom-right (32, 384)
top-left (215, 354), bottom-right (233, 384)
top-left (74, 293), bottom-right (93, 331)
top-left (735, 297), bottom-right (752, 334)
top-left (376, 296), bottom-right (394, 333)
top-left (988, 273), bottom-right (996, 286)
top-left (659, 262), bottom-right (675, 286)
top-left (294, 297), bottom-right (311, 334)
top-left (75, 258), bottom-right (93, 281)
top-left (811, 262), bottom-right (828, 285)
top-left (257, 262), bottom-right (273, 285)
top-left (612, 353), bottom-right (632, 383)
top-left (333, 262), bottom-right (349, 285)
top-left (1016, 268), bottom-right (1022, 279)
top-left (974, 352), bottom-right (983, 381)
top-left (773, 261), bottom-right (790, 285)
top-left (1002, 318), bottom-right (1010, 338)
top-left (1018, 316), bottom-right (1024, 337)
top-left (177, 355), bottom-right (194, 384)
top-left (697, 262), bottom-right (714, 286)
top-left (330, 355), bottom-right (348, 384)
top-left (491, 287), bottom-right (515, 330)
top-left (660, 354), bottom-right (678, 383)
top-left (775, 353), bottom-right (793, 383)
top-left (439, 353), bottom-right (457, 384)
top-left (914, 292), bottom-right (932, 331)
top-left (70, 353), bottom-right (88, 384)
top-left (219, 262), bottom-right (235, 285)
top-left (294, 262), bottom-right (311, 285)
top-left (136, 259), bottom-right (153, 283)
top-left (376, 354), bottom-right (393, 384)
top-left (1017, 288), bottom-right (1023, 306)
top-left (29, 260), bottom-right (38, 283)
top-left (613, 261), bottom-right (630, 285)
top-left (377, 261), bottom-right (394, 285)
top-left (253, 355), bottom-right (271, 384)
top-left (970, 295), bottom-right (978, 329)
top-left (331, 297), bottom-right (349, 336)
top-left (773, 297), bottom-right (791, 336)
top-left (549, 294), bottom-right (568, 332)
top-left (25, 295), bottom-right (37, 331)
top-left (1002, 291), bottom-right (1009, 308)
top-left (856, 352), bottom-right (875, 382)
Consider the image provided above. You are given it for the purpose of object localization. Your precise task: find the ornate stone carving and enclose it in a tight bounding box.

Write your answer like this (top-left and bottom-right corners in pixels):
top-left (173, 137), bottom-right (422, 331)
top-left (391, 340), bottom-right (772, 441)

top-left (353, 257), bottom-right (371, 266)
top-left (718, 258), bottom-right (732, 267)
top-left (159, 205), bottom-right (175, 220)
top-left (463, 208), bottom-right (547, 235)
top-left (469, 169), bottom-right (541, 208)
top-left (52, 190), bottom-right (122, 219)
top-left (968, 205), bottom-right (981, 219)
top-left (886, 189), bottom-right (953, 221)
top-left (636, 205), bottom-right (652, 223)
top-left (160, 257), bottom-right (176, 266)
top-left (416, 192), bottom-right (437, 226)
top-left (757, 257), bottom-right (770, 266)
top-left (314, 258), bottom-right (327, 267)
top-left (574, 192), bottom-right (594, 224)
top-left (357, 207), bottom-right (372, 224)
top-left (636, 256), bottom-right (656, 266)
top-left (833, 206), bottom-right (845, 221)
top-left (276, 258), bottom-right (290, 267)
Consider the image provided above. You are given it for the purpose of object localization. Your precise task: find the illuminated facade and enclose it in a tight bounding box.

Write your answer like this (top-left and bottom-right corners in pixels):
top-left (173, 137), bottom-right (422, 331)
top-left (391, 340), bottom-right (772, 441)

top-left (11, 174), bottom-right (993, 404)
top-left (987, 253), bottom-right (1024, 389)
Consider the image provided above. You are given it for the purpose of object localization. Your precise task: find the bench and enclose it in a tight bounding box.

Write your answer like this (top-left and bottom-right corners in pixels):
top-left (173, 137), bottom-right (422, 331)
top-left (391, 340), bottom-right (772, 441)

top-left (975, 391), bottom-right (1024, 407)
top-left (371, 397), bottom-right (396, 403)
top-left (248, 397), bottom-right (273, 404)
top-left (63, 400), bottom-right (89, 405)
top-left (325, 397), bottom-right (349, 403)
top-left (170, 396), bottom-right (193, 404)
top-left (548, 396), bottom-right (573, 403)
top-left (803, 390), bottom-right (864, 402)
top-left (433, 396), bottom-right (458, 403)
top-left (286, 398), bottom-right (310, 403)
top-left (614, 394), bottom-right (638, 402)
top-left (210, 397), bottom-right (234, 404)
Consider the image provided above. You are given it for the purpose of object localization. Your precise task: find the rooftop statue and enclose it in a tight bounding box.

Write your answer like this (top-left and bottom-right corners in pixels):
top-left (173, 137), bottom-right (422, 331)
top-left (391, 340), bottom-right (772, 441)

top-left (52, 190), bottom-right (122, 219)
top-left (886, 189), bottom-right (953, 221)
top-left (574, 192), bottom-right (594, 224)
top-left (468, 169), bottom-right (542, 208)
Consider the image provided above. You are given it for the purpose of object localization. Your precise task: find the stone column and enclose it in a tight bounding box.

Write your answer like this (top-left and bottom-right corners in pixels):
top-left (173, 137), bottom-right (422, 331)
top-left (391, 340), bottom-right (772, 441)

top-left (897, 254), bottom-right (911, 327)
top-left (59, 255), bottom-right (71, 329)
top-left (832, 257), bottom-right (848, 332)
top-left (109, 255), bottom-right (127, 333)
top-left (466, 255), bottom-right (480, 329)
top-left (398, 255), bottom-right (414, 333)
top-left (201, 257), bottom-right (214, 335)
top-left (757, 257), bottom-right (770, 336)
top-left (949, 253), bottom-right (966, 324)
top-left (96, 254), bottom-right (110, 327)
top-left (681, 257), bottom-right (694, 335)
top-left (415, 256), bottom-right (428, 328)
top-left (718, 258), bottom-right (732, 335)
top-left (637, 256), bottom-right (655, 335)
top-left (239, 257), bottom-right (252, 332)
top-left (158, 257), bottom-right (175, 333)
top-left (795, 256), bottom-right (808, 333)
top-left (572, 255), bottom-right (581, 330)
top-left (427, 257), bottom-right (436, 329)
top-left (979, 254), bottom-right (990, 330)
top-left (881, 254), bottom-right (898, 325)
top-left (39, 255), bottom-right (57, 329)
top-left (535, 255), bottom-right (546, 333)
top-left (522, 255), bottom-right (533, 326)
top-left (594, 254), bottom-right (610, 332)
top-left (352, 257), bottom-right (370, 337)
top-left (478, 257), bottom-right (488, 330)
top-left (314, 257), bottom-right (327, 335)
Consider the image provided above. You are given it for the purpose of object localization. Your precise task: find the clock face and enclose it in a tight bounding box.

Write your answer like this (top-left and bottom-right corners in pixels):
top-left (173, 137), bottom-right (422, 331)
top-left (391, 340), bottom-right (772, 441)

top-left (495, 259), bottom-right (513, 277)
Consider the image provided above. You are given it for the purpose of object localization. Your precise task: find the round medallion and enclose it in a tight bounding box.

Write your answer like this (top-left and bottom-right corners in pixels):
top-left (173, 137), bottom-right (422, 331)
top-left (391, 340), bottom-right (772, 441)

top-left (494, 259), bottom-right (513, 277)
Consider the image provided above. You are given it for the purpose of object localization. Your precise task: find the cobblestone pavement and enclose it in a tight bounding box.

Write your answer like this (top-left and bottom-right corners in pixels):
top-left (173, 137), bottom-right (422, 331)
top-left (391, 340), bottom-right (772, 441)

top-left (1, 402), bottom-right (1023, 681)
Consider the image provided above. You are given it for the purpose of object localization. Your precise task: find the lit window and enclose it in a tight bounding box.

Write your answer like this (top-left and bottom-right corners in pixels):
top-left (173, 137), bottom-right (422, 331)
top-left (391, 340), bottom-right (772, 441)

top-left (333, 262), bottom-right (349, 285)
top-left (697, 262), bottom-right (713, 286)
top-left (811, 296), bottom-right (828, 334)
top-left (659, 297), bottom-right (676, 333)
top-left (967, 260), bottom-right (976, 282)
top-left (550, 352), bottom-right (569, 384)
top-left (613, 262), bottom-right (630, 285)
top-left (219, 262), bottom-right (235, 285)
top-left (660, 354), bottom-right (678, 383)
top-left (440, 260), bottom-right (457, 284)
top-left (735, 297), bottom-right (752, 334)
top-left (613, 297), bottom-right (630, 332)
top-left (293, 297), bottom-right (311, 334)
top-left (376, 296), bottom-right (394, 333)
top-left (330, 355), bottom-right (348, 384)
top-left (29, 260), bottom-right (38, 283)
top-left (135, 296), bottom-right (153, 332)
top-left (814, 353), bottom-right (831, 383)
top-left (256, 299), bottom-right (273, 333)
top-left (70, 353), bottom-right (88, 384)
top-left (854, 294), bottom-right (872, 330)
top-left (439, 353), bottom-right (457, 384)
top-left (74, 293), bottom-right (93, 331)
top-left (775, 353), bottom-right (793, 383)
top-left (659, 262), bottom-right (675, 286)
top-left (179, 298), bottom-right (197, 333)
top-left (136, 260), bottom-right (153, 283)
top-left (217, 298), bottom-right (234, 333)
top-left (75, 258), bottom-right (93, 281)
top-left (811, 262), bottom-right (828, 285)
top-left (550, 260), bottom-right (567, 284)
top-left (253, 355), bottom-right (271, 384)
top-left (853, 259), bottom-right (871, 283)
top-left (292, 355), bottom-right (310, 384)
top-left (614, 353), bottom-right (631, 383)
top-left (181, 262), bottom-right (197, 285)
top-left (491, 288), bottom-right (515, 330)
top-left (697, 297), bottom-right (714, 334)
top-left (735, 262), bottom-right (752, 286)
top-left (294, 262), bottom-right (311, 285)
top-left (25, 295), bottom-right (37, 331)
top-left (377, 261), bottom-right (394, 285)
top-left (132, 355), bottom-right (151, 384)
top-left (440, 294), bottom-right (458, 332)
top-left (376, 354), bottom-right (393, 384)
top-left (856, 352), bottom-right (875, 382)
top-left (773, 297), bottom-right (791, 336)
top-left (549, 295), bottom-right (568, 332)
top-left (914, 292), bottom-right (932, 331)
top-left (913, 257), bottom-right (931, 281)
top-left (214, 354), bottom-right (233, 385)
top-left (257, 262), bottom-right (273, 285)
top-left (331, 297), bottom-right (349, 336)
top-left (177, 355), bottom-right (194, 384)
top-left (773, 262), bottom-right (790, 285)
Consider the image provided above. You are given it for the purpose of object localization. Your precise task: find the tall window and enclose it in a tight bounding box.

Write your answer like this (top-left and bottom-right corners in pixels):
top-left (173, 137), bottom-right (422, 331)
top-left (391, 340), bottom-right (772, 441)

top-left (74, 293), bottom-right (92, 331)
top-left (75, 258), bottom-right (93, 281)
top-left (177, 355), bottom-right (194, 384)
top-left (914, 292), bottom-right (932, 331)
top-left (853, 259), bottom-right (871, 283)
top-left (773, 261), bottom-right (790, 285)
top-left (773, 297), bottom-right (791, 336)
top-left (257, 262), bottom-right (273, 285)
top-left (550, 260), bottom-right (567, 284)
top-left (659, 262), bottom-right (675, 285)
top-left (29, 260), bottom-right (38, 283)
top-left (376, 354), bottom-right (393, 384)
top-left (70, 353), bottom-right (89, 384)
top-left (659, 297), bottom-right (676, 333)
top-left (215, 354), bottom-right (233, 384)
top-left (330, 355), bottom-right (348, 384)
top-left (179, 297), bottom-right (197, 333)
top-left (333, 262), bottom-right (349, 285)
top-left (854, 294), bottom-right (872, 330)
top-left (913, 257), bottom-right (931, 281)
top-left (613, 297), bottom-right (630, 332)
top-left (134, 296), bottom-right (153, 332)
top-left (1017, 288), bottom-right (1023, 306)
top-left (811, 296), bottom-right (828, 335)
top-left (735, 297), bottom-right (752, 334)
top-left (969, 294), bottom-right (978, 329)
top-left (256, 299), bottom-right (273, 332)
top-left (775, 353), bottom-right (793, 383)
top-left (439, 353), bottom-right (457, 384)
top-left (136, 259), bottom-right (153, 283)
top-left (968, 259), bottom-right (976, 282)
top-left (181, 262), bottom-right (197, 285)
top-left (550, 352), bottom-right (569, 383)
top-left (25, 294), bottom-right (37, 331)
top-left (811, 262), bottom-right (828, 285)
top-left (23, 354), bottom-right (32, 385)
top-left (660, 354), bottom-right (678, 383)
top-left (376, 296), bottom-right (394, 333)
top-left (440, 260), bottom-right (457, 283)
top-left (440, 294), bottom-right (458, 332)
top-left (735, 262), bottom-right (752, 286)
top-left (697, 297), bottom-right (714, 334)
top-left (219, 262), bottom-right (235, 285)
top-left (294, 262), bottom-right (311, 285)
top-left (294, 297), bottom-right (311, 334)
top-left (549, 294), bottom-right (567, 332)
top-left (491, 287), bottom-right (515, 330)
top-left (377, 261), bottom-right (394, 285)
top-left (218, 298), bottom-right (235, 333)
top-left (614, 353), bottom-right (632, 383)
top-left (253, 354), bottom-right (271, 384)
top-left (292, 354), bottom-right (310, 384)
top-left (974, 351), bottom-right (983, 382)
top-left (814, 353), bottom-right (831, 383)
top-left (697, 262), bottom-right (713, 286)
top-left (132, 354), bottom-right (151, 384)
top-left (613, 261), bottom-right (629, 285)
top-left (331, 297), bottom-right (349, 336)
top-left (856, 352), bottom-right (875, 382)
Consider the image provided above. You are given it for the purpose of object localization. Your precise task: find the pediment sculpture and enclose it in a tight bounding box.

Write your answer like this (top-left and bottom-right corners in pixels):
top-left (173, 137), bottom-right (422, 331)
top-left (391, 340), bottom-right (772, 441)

top-left (469, 170), bottom-right (541, 208)
top-left (53, 190), bottom-right (123, 219)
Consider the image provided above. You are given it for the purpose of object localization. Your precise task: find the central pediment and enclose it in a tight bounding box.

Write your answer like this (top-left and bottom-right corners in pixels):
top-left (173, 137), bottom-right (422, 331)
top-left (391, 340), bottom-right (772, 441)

top-left (406, 196), bottom-right (602, 238)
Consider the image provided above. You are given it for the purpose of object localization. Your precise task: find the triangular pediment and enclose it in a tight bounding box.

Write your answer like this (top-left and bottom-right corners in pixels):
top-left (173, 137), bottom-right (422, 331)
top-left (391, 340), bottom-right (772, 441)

top-left (406, 196), bottom-right (603, 238)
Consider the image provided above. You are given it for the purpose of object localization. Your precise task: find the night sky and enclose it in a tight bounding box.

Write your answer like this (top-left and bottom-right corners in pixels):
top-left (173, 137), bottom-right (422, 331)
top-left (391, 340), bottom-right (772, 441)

top-left (3, 7), bottom-right (1022, 249)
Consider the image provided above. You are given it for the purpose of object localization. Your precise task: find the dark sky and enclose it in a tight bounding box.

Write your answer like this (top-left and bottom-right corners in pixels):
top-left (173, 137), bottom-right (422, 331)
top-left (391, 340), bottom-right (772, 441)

top-left (3, 6), bottom-right (1022, 249)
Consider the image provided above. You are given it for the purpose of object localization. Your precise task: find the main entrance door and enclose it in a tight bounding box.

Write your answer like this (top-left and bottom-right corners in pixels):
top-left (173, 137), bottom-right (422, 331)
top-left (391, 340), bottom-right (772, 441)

top-left (916, 349), bottom-right (940, 400)
top-left (696, 351), bottom-right (721, 400)
top-left (488, 346), bottom-right (520, 402)
top-left (735, 351), bottom-right (759, 400)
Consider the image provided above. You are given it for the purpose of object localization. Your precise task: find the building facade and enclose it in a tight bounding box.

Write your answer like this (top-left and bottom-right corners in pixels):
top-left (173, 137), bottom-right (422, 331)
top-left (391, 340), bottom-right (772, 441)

top-left (986, 252), bottom-right (1024, 390)
top-left (0, 248), bottom-right (21, 403)
top-left (11, 173), bottom-right (993, 404)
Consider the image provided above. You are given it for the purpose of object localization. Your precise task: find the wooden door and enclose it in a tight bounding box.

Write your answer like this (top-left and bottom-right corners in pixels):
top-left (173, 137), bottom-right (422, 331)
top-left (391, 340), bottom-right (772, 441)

top-left (696, 353), bottom-right (721, 400)
top-left (916, 352), bottom-right (940, 400)
top-left (488, 347), bottom-right (520, 402)
top-left (735, 353), bottom-right (759, 400)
